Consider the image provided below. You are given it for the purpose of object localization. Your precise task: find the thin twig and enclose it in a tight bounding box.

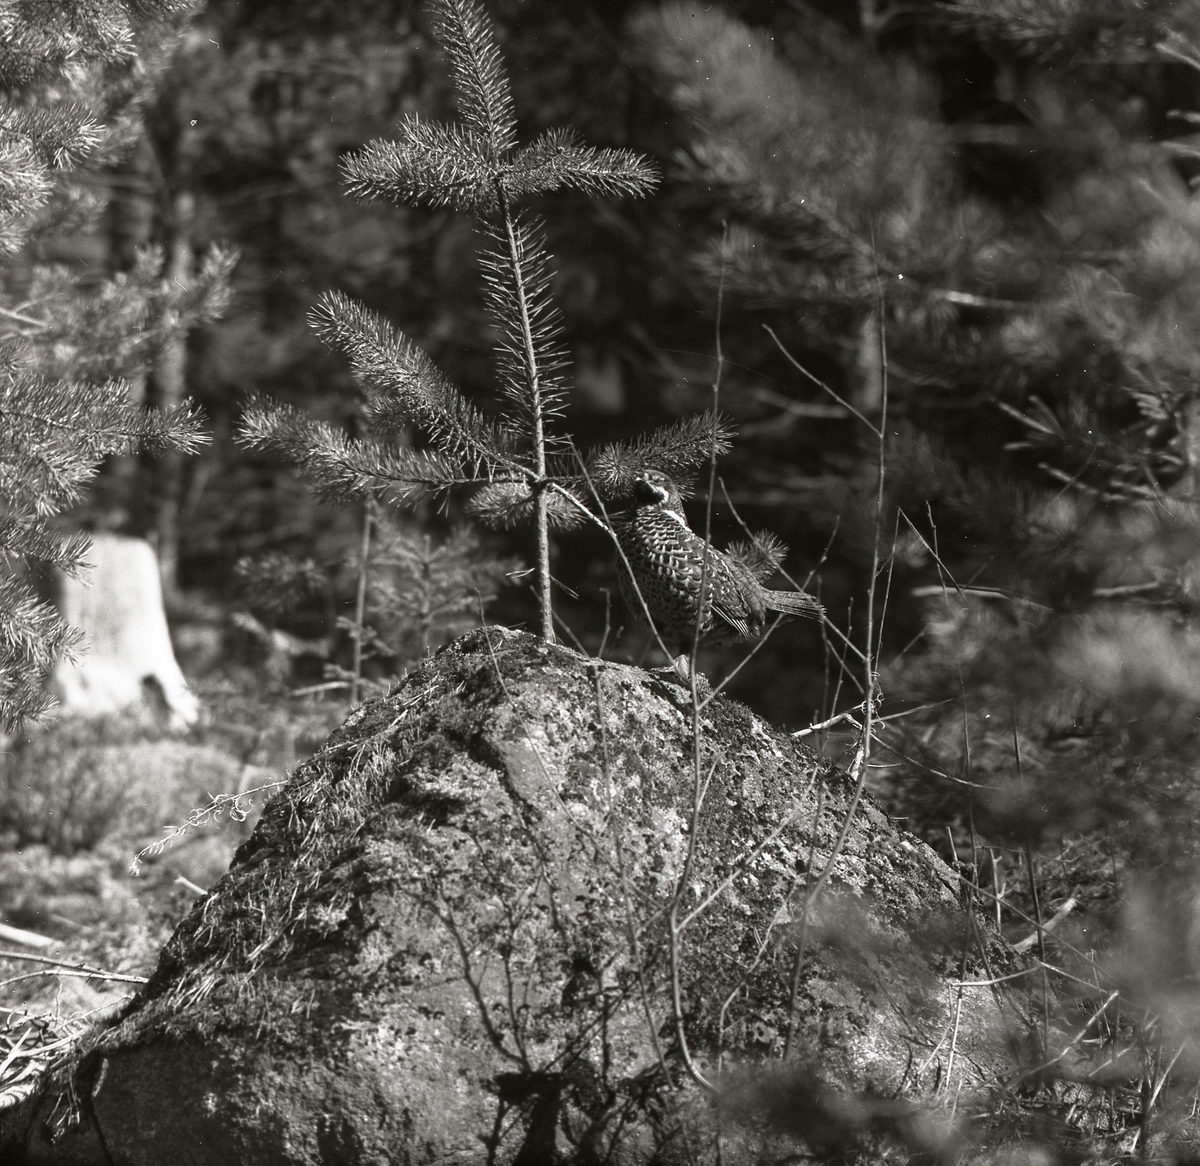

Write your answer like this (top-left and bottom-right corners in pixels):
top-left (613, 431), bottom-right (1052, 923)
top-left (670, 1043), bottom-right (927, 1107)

top-left (795, 300), bottom-right (890, 915)
top-left (717, 477), bottom-right (864, 669)
top-left (1009, 989), bottom-right (1120, 1087)
top-left (699, 614), bottom-right (784, 709)
top-left (792, 705), bottom-right (866, 738)
top-left (1014, 711), bottom-right (1051, 1049)
top-left (784, 783), bottom-right (825, 1059)
top-left (350, 498), bottom-right (375, 705)
top-left (0, 305), bottom-right (48, 328)
top-left (667, 235), bottom-right (731, 1097)
top-left (782, 290), bottom-right (891, 1057)
top-left (944, 849), bottom-right (977, 1094)
top-left (0, 951), bottom-right (148, 985)
top-left (590, 664), bottom-right (674, 1089)
top-left (764, 325), bottom-right (882, 438)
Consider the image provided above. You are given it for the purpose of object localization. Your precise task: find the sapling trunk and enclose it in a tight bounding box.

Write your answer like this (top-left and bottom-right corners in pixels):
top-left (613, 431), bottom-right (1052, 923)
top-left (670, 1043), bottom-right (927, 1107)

top-left (351, 499), bottom-right (374, 703)
top-left (535, 490), bottom-right (552, 641)
top-left (496, 182), bottom-right (554, 641)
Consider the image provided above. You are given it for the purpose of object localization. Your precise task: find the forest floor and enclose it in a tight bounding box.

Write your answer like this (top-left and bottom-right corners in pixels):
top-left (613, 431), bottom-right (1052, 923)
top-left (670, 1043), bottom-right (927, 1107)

top-left (0, 661), bottom-right (350, 1083)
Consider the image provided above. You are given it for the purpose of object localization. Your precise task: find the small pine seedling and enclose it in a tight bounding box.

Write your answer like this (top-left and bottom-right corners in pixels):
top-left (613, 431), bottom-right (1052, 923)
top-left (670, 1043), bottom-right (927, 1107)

top-left (367, 519), bottom-right (520, 661)
top-left (238, 0), bottom-right (735, 642)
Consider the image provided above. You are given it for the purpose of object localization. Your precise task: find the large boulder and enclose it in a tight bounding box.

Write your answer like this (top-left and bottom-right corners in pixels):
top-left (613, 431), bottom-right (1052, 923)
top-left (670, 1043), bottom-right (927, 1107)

top-left (12, 628), bottom-right (1034, 1164)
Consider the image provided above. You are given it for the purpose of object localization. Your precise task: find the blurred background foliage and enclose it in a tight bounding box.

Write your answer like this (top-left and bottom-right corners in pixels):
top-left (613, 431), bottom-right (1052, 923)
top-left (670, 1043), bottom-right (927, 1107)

top-left (16, 0), bottom-right (1200, 1155)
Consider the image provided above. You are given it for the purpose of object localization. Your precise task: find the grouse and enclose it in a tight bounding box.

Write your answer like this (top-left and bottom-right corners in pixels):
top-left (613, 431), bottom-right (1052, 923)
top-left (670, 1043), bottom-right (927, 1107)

top-left (610, 470), bottom-right (823, 673)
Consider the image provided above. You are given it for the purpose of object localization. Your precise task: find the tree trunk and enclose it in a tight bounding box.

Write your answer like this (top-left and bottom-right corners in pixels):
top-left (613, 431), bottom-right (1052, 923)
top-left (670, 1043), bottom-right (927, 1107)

top-left (853, 307), bottom-right (884, 415)
top-left (105, 137), bottom-right (157, 529)
top-left (153, 189), bottom-right (196, 603)
top-left (48, 532), bottom-right (200, 730)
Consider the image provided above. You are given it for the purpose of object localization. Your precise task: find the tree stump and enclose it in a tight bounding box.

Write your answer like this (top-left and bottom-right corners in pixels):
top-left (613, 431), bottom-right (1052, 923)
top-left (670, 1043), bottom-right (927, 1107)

top-left (10, 628), bottom-right (1036, 1164)
top-left (49, 533), bottom-right (200, 730)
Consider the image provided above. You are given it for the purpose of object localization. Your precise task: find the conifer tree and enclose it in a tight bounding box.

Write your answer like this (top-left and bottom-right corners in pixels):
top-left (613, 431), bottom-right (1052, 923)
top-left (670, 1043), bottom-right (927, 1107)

top-left (366, 520), bottom-right (518, 660)
top-left (238, 0), bottom-right (736, 642)
top-left (0, 0), bottom-right (219, 727)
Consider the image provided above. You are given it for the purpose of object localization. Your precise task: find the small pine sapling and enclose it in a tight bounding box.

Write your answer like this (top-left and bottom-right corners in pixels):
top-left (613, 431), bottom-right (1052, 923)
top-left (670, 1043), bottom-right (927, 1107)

top-left (368, 517), bottom-right (520, 661)
top-left (239, 0), bottom-right (736, 643)
top-left (233, 551), bottom-right (328, 620)
top-left (324, 518), bottom-right (520, 698)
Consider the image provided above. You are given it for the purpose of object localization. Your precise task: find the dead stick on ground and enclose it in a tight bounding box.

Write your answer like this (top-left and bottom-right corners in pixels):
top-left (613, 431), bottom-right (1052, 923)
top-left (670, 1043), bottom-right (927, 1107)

top-left (1014, 894), bottom-right (1078, 953)
top-left (0, 923), bottom-right (55, 951)
top-left (0, 951), bottom-right (147, 984)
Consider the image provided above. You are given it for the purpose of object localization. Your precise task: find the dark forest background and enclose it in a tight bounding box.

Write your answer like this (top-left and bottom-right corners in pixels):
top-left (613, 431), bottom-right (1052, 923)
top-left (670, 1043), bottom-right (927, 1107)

top-left (10, 0), bottom-right (1200, 1156)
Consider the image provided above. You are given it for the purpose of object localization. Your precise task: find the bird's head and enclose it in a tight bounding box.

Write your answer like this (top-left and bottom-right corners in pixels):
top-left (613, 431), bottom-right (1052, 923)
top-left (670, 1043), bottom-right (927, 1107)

top-left (633, 470), bottom-right (686, 513)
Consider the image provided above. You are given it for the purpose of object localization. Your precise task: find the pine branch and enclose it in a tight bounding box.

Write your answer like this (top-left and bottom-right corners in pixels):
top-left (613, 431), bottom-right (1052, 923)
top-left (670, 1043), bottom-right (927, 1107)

top-left (0, 0), bottom-right (212, 728)
top-left (587, 410), bottom-right (736, 502)
top-left (0, 519), bottom-right (91, 574)
top-left (237, 396), bottom-right (485, 504)
top-left (428, 0), bottom-right (517, 157)
top-left (509, 128), bottom-right (660, 200)
top-left (466, 480), bottom-right (586, 531)
top-left (0, 574), bottom-right (78, 729)
top-left (998, 397), bottom-right (1168, 500)
top-left (0, 0), bottom-right (202, 88)
top-left (938, 0), bottom-right (1195, 65)
top-left (476, 213), bottom-right (568, 431)
top-left (25, 243), bottom-right (237, 382)
top-left (235, 552), bottom-right (328, 617)
top-left (342, 117), bottom-right (494, 212)
top-left (0, 101), bottom-right (104, 169)
top-left (0, 376), bottom-right (207, 514)
top-left (0, 136), bottom-right (54, 226)
top-left (309, 290), bottom-right (517, 470)
top-left (0, 9), bottom-right (135, 87)
top-left (726, 531), bottom-right (790, 582)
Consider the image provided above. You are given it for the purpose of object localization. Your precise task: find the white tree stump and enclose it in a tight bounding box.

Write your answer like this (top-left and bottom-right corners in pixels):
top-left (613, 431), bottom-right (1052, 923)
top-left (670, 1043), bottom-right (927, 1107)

top-left (49, 533), bottom-right (200, 730)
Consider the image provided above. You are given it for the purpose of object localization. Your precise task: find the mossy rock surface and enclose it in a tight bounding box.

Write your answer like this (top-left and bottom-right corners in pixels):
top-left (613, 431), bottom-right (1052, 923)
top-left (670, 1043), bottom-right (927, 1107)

top-left (16, 628), bottom-right (1032, 1164)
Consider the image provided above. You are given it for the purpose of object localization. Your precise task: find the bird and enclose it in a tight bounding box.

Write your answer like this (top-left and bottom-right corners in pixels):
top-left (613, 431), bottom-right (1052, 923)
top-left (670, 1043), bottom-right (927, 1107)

top-left (609, 469), bottom-right (823, 676)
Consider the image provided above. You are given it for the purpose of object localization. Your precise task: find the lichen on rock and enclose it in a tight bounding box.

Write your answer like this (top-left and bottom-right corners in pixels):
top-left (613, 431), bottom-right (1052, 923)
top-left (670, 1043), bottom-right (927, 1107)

top-left (12, 627), bottom-right (1034, 1164)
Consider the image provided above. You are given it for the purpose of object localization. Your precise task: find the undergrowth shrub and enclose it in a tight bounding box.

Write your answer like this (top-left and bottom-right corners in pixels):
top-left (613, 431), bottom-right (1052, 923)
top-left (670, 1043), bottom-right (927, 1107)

top-left (0, 707), bottom-right (278, 857)
top-left (0, 711), bottom-right (171, 855)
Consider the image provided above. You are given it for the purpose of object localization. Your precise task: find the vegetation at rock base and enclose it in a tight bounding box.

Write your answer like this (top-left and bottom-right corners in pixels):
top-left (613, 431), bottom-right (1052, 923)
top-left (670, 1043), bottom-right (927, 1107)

top-left (4, 0), bottom-right (1200, 1161)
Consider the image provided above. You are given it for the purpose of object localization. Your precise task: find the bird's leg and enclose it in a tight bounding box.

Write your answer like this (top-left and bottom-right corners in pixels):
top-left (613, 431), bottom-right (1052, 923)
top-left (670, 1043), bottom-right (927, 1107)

top-left (664, 652), bottom-right (711, 698)
top-left (647, 653), bottom-right (693, 684)
top-left (651, 653), bottom-right (709, 692)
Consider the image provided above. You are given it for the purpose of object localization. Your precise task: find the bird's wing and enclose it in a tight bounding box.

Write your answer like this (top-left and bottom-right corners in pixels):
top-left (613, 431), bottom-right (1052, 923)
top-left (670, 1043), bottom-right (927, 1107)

top-left (712, 605), bottom-right (755, 640)
top-left (709, 556), bottom-right (763, 639)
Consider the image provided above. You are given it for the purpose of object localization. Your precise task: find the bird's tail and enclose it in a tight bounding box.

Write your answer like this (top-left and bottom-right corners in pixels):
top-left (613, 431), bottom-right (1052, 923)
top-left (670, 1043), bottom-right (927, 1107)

top-left (763, 589), bottom-right (824, 620)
